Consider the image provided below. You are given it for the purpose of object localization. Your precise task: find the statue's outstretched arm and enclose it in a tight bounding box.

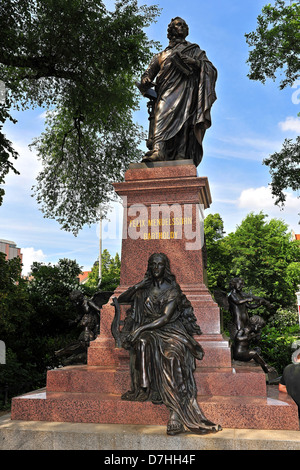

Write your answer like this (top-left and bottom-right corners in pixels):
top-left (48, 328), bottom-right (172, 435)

top-left (129, 299), bottom-right (177, 344)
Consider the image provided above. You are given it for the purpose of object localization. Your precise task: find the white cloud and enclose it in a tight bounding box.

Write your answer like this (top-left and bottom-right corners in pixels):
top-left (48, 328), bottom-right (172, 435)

top-left (21, 247), bottom-right (47, 276)
top-left (278, 116), bottom-right (300, 133)
top-left (3, 142), bottom-right (42, 188)
top-left (237, 186), bottom-right (299, 211)
top-left (238, 186), bottom-right (275, 210)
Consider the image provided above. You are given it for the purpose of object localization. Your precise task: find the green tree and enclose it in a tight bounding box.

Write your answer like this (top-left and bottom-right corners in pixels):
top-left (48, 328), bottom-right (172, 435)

top-left (205, 212), bottom-right (300, 311)
top-left (11, 258), bottom-right (83, 374)
top-left (245, 0), bottom-right (300, 90)
top-left (0, 0), bottom-right (160, 234)
top-left (0, 253), bottom-right (42, 405)
top-left (203, 213), bottom-right (231, 291)
top-left (205, 213), bottom-right (300, 367)
top-left (28, 258), bottom-right (83, 337)
top-left (0, 253), bottom-right (32, 340)
top-left (225, 212), bottom-right (300, 309)
top-left (86, 249), bottom-right (121, 291)
top-left (263, 136), bottom-right (300, 218)
top-left (0, 256), bottom-right (85, 406)
top-left (0, 107), bottom-right (19, 205)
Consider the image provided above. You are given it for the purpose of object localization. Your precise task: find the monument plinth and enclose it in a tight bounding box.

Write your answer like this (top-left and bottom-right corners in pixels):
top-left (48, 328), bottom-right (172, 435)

top-left (11, 163), bottom-right (299, 431)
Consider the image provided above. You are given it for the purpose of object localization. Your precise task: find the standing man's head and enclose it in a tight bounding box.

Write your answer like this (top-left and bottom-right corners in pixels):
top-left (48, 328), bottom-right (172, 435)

top-left (167, 17), bottom-right (189, 41)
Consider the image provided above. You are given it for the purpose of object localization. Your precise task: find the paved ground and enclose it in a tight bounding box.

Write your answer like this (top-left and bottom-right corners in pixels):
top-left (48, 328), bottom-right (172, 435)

top-left (1, 413), bottom-right (300, 451)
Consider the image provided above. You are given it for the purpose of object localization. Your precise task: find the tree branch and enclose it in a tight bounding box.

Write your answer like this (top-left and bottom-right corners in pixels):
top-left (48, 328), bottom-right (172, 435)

top-left (0, 52), bottom-right (78, 81)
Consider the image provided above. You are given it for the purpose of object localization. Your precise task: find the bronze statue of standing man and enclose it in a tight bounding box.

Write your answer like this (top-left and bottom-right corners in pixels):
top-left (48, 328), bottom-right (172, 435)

top-left (139, 17), bottom-right (217, 166)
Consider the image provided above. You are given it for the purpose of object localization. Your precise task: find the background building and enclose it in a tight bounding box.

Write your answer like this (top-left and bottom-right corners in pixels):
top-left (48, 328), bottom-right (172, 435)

top-left (78, 271), bottom-right (91, 285)
top-left (0, 239), bottom-right (23, 263)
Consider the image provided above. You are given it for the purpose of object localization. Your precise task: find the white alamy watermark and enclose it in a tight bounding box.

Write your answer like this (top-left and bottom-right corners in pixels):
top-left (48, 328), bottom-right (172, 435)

top-left (97, 199), bottom-right (205, 251)
top-left (0, 341), bottom-right (6, 365)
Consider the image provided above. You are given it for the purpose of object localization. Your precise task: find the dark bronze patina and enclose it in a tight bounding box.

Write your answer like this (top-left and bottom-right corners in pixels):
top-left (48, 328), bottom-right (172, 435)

top-left (226, 278), bottom-right (278, 379)
top-left (55, 290), bottom-right (112, 365)
top-left (137, 17), bottom-right (217, 166)
top-left (112, 253), bottom-right (222, 435)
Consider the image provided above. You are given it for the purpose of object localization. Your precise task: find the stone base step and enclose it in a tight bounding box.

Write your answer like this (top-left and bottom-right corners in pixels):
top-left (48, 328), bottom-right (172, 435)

top-left (45, 363), bottom-right (267, 397)
top-left (11, 386), bottom-right (299, 431)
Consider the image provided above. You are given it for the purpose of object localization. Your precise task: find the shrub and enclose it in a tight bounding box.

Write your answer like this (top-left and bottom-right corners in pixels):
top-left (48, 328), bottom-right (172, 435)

top-left (260, 324), bottom-right (300, 374)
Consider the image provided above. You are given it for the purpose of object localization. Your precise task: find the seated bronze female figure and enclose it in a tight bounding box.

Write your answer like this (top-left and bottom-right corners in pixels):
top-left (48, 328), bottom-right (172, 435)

top-left (117, 252), bottom-right (222, 435)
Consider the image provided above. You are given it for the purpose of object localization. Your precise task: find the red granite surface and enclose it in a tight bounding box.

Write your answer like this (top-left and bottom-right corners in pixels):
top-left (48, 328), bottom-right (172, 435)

top-left (114, 165), bottom-right (211, 288)
top-left (87, 292), bottom-right (232, 369)
top-left (124, 162), bottom-right (197, 181)
top-left (11, 387), bottom-right (299, 430)
top-left (45, 363), bottom-right (267, 398)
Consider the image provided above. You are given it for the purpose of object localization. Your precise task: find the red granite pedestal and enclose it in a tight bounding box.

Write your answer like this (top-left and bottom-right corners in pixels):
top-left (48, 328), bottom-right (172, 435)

top-left (11, 162), bottom-right (299, 431)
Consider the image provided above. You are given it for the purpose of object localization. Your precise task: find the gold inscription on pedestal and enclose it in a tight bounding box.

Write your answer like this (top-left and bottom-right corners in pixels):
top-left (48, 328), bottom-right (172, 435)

top-left (143, 231), bottom-right (178, 240)
top-left (128, 217), bottom-right (192, 241)
top-left (129, 217), bottom-right (192, 228)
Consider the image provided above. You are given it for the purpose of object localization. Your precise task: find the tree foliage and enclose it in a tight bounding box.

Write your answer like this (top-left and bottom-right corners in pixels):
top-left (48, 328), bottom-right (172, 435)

top-left (263, 136), bottom-right (300, 216)
top-left (0, 253), bottom-right (32, 337)
top-left (227, 212), bottom-right (300, 308)
top-left (0, 253), bottom-right (41, 401)
top-left (203, 213), bottom-right (231, 289)
top-left (28, 258), bottom-right (83, 335)
top-left (245, 0), bottom-right (300, 89)
top-left (260, 321), bottom-right (300, 373)
top-left (0, 107), bottom-right (19, 205)
top-left (205, 212), bottom-right (300, 310)
top-left (0, 256), bottom-right (83, 404)
top-left (204, 212), bottom-right (300, 372)
top-left (85, 249), bottom-right (121, 292)
top-left (0, 0), bottom-right (160, 234)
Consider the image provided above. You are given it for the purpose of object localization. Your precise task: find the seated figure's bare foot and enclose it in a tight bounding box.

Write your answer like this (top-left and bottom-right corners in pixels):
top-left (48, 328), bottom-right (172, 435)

top-left (121, 390), bottom-right (136, 401)
top-left (121, 387), bottom-right (149, 402)
top-left (135, 388), bottom-right (149, 401)
top-left (167, 410), bottom-right (185, 436)
top-left (150, 390), bottom-right (163, 405)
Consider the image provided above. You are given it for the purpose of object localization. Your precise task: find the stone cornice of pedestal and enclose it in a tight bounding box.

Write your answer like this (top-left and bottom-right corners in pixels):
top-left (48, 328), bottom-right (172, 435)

top-left (113, 163), bottom-right (212, 209)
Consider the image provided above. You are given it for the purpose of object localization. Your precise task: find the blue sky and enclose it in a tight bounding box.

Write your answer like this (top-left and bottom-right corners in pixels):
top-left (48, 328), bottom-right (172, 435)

top-left (0, 0), bottom-right (299, 275)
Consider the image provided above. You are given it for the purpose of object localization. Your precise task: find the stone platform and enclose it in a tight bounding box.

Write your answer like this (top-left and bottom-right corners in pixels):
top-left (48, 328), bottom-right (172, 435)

top-left (11, 367), bottom-right (299, 431)
top-left (44, 363), bottom-right (267, 397)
